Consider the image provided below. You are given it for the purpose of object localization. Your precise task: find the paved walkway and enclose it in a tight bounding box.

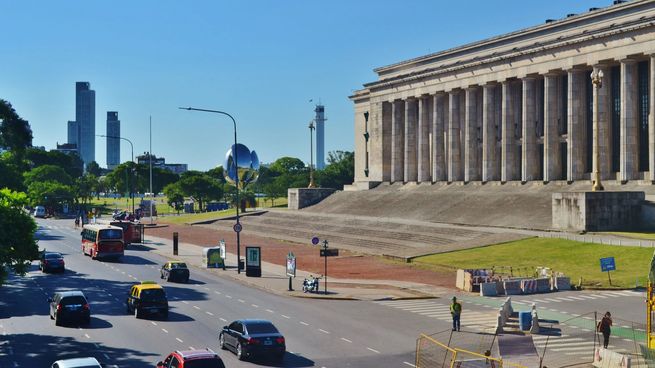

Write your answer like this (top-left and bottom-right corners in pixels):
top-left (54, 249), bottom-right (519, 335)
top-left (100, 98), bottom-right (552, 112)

top-left (141, 234), bottom-right (451, 301)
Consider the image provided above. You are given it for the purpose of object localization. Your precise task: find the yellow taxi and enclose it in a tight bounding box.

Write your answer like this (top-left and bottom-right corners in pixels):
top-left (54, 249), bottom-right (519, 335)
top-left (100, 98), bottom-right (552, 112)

top-left (126, 281), bottom-right (169, 319)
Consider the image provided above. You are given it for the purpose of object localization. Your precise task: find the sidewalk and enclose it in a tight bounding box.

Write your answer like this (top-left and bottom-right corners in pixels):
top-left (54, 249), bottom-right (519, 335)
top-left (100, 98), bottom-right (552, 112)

top-left (140, 235), bottom-right (448, 301)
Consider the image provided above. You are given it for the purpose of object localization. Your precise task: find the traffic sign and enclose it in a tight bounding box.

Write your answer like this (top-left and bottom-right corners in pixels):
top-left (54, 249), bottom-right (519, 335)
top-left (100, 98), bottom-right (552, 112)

top-left (320, 248), bottom-right (339, 257)
top-left (600, 257), bottom-right (616, 272)
top-left (311, 236), bottom-right (319, 245)
top-left (233, 223), bottom-right (242, 233)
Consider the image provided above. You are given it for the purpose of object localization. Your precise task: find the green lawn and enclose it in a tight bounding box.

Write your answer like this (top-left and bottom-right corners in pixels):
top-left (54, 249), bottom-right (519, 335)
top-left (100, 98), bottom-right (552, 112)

top-left (606, 232), bottom-right (655, 240)
top-left (158, 209), bottom-right (237, 225)
top-left (413, 237), bottom-right (654, 288)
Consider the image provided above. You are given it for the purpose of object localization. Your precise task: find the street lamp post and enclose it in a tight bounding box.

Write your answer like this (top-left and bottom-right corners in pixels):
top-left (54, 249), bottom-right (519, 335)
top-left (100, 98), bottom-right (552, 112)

top-left (99, 134), bottom-right (135, 212)
top-left (591, 68), bottom-right (605, 192)
top-left (308, 120), bottom-right (316, 188)
top-left (179, 107), bottom-right (242, 274)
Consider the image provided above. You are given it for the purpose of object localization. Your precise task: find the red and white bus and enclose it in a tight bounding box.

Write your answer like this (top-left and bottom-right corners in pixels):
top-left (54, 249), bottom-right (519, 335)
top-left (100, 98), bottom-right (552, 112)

top-left (81, 224), bottom-right (124, 260)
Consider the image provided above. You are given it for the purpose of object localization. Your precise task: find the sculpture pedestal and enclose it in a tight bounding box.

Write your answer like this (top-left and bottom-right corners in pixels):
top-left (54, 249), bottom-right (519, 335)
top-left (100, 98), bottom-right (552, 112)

top-left (288, 188), bottom-right (336, 210)
top-left (552, 191), bottom-right (645, 231)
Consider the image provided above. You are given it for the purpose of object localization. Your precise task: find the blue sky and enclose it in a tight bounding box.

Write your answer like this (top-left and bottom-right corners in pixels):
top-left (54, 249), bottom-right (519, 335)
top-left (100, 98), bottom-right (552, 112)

top-left (1, 0), bottom-right (602, 171)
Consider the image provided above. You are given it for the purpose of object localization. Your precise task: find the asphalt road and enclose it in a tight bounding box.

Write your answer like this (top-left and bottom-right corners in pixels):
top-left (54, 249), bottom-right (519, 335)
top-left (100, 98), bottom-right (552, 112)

top-left (0, 218), bottom-right (646, 367)
top-left (0, 218), bottom-right (455, 367)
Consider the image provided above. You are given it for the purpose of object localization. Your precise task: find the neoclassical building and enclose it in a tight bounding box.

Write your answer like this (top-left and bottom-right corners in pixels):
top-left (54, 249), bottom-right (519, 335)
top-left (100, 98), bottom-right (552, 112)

top-left (350, 0), bottom-right (655, 189)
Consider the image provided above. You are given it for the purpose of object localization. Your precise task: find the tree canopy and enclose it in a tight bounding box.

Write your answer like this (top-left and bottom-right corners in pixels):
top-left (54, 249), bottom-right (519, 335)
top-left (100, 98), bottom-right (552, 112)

top-left (0, 189), bottom-right (38, 285)
top-left (0, 99), bottom-right (32, 153)
top-left (24, 165), bottom-right (73, 187)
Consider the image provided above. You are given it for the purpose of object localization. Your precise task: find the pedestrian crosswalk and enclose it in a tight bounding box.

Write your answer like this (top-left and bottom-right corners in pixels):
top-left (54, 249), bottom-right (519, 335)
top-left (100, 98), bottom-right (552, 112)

top-left (513, 290), bottom-right (644, 306)
top-left (374, 300), bottom-right (498, 331)
top-left (532, 334), bottom-right (633, 359)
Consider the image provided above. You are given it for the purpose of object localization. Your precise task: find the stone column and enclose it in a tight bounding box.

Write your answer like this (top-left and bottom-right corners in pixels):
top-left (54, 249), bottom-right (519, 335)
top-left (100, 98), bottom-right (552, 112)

top-left (522, 77), bottom-right (539, 181)
top-left (432, 93), bottom-right (446, 181)
top-left (381, 102), bottom-right (392, 182)
top-left (567, 69), bottom-right (586, 181)
top-left (418, 96), bottom-right (431, 182)
top-left (404, 97), bottom-right (418, 182)
top-left (367, 101), bottom-right (384, 182)
top-left (543, 73), bottom-right (561, 181)
top-left (390, 100), bottom-right (404, 183)
top-left (465, 87), bottom-right (480, 181)
top-left (482, 83), bottom-right (498, 181)
top-left (620, 59), bottom-right (638, 182)
top-left (649, 55), bottom-right (655, 182)
top-left (501, 81), bottom-right (516, 181)
top-left (592, 65), bottom-right (611, 181)
top-left (448, 90), bottom-right (462, 181)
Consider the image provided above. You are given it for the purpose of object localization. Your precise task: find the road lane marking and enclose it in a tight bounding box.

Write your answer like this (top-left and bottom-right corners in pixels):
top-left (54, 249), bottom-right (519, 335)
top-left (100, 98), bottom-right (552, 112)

top-left (214, 291), bottom-right (221, 295)
top-left (189, 346), bottom-right (195, 350)
top-left (193, 306), bottom-right (200, 310)
top-left (341, 337), bottom-right (352, 343)
top-left (84, 333), bottom-right (90, 339)
top-left (206, 311), bottom-right (214, 316)
top-left (162, 328), bottom-right (168, 333)
top-left (176, 338), bottom-right (183, 343)
top-left (238, 299), bottom-right (245, 303)
top-left (300, 321), bottom-right (309, 326)
top-left (204, 287), bottom-right (210, 290)
top-left (404, 362), bottom-right (416, 367)
top-left (104, 353), bottom-right (110, 360)
top-left (367, 347), bottom-right (380, 354)
top-left (318, 329), bottom-right (330, 334)
top-left (252, 304), bottom-right (259, 308)
top-left (266, 309), bottom-right (274, 313)
top-left (151, 322), bottom-right (158, 326)
top-left (281, 314), bottom-right (290, 319)
top-left (220, 318), bottom-right (227, 322)
top-left (225, 295), bottom-right (232, 299)
top-left (182, 301), bottom-right (189, 304)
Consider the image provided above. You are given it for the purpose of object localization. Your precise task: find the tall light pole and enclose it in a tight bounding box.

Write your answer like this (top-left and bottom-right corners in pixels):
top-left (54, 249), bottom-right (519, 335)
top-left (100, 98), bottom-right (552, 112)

top-left (149, 116), bottom-right (154, 224)
top-left (98, 134), bottom-right (135, 213)
top-left (308, 120), bottom-right (316, 188)
top-left (591, 68), bottom-right (605, 192)
top-left (179, 107), bottom-right (242, 274)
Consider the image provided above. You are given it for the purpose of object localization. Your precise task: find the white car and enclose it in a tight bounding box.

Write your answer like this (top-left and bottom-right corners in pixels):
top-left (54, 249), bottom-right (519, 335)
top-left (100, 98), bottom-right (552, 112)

top-left (51, 357), bottom-right (101, 368)
top-left (34, 205), bottom-right (46, 218)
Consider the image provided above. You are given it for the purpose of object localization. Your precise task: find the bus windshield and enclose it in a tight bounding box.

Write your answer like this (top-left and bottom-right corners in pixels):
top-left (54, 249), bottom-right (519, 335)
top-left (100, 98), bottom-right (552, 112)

top-left (99, 229), bottom-right (123, 240)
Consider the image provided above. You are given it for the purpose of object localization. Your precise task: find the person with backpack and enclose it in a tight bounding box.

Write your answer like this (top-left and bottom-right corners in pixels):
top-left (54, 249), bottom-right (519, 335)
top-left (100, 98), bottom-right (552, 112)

top-left (597, 311), bottom-right (612, 349)
top-left (450, 296), bottom-right (462, 331)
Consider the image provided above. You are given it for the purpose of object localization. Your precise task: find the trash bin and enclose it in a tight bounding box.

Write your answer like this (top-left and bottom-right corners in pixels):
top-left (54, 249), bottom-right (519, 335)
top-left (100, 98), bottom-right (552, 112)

top-left (519, 311), bottom-right (532, 331)
top-left (238, 259), bottom-right (245, 271)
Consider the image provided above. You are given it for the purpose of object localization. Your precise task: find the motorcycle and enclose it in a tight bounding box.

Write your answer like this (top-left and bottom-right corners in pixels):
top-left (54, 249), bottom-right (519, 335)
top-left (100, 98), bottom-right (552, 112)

top-left (302, 276), bottom-right (321, 293)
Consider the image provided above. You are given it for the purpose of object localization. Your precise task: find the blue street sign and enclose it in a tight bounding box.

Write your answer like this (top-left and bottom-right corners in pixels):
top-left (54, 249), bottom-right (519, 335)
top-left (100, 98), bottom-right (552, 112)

top-left (600, 257), bottom-right (616, 272)
top-left (311, 236), bottom-right (319, 245)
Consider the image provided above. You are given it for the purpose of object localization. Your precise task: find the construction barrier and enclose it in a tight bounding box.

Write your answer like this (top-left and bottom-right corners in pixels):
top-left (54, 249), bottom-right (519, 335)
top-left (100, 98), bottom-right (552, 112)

top-left (520, 279), bottom-right (537, 294)
top-left (415, 334), bottom-right (526, 368)
top-left (479, 282), bottom-right (498, 297)
top-left (456, 269), bottom-right (495, 292)
top-left (503, 280), bottom-right (522, 295)
top-left (535, 278), bottom-right (551, 293)
top-left (552, 276), bottom-right (571, 291)
top-left (592, 347), bottom-right (631, 368)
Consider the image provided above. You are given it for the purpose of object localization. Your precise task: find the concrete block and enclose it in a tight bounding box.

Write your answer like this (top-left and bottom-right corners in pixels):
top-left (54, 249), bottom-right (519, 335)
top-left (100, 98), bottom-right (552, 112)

top-left (288, 188), bottom-right (337, 210)
top-left (552, 191), bottom-right (645, 231)
top-left (503, 280), bottom-right (522, 295)
top-left (480, 282), bottom-right (498, 296)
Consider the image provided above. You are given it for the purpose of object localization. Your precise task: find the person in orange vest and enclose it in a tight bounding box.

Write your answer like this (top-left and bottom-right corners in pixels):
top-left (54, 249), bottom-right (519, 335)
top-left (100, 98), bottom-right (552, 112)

top-left (450, 296), bottom-right (462, 331)
top-left (597, 311), bottom-right (612, 349)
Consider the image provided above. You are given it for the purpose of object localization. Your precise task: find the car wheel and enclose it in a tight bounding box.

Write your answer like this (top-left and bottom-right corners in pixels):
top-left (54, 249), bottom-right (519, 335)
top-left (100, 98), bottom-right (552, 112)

top-left (184, 277), bottom-right (189, 284)
top-left (236, 342), bottom-right (245, 361)
top-left (219, 333), bottom-right (226, 350)
top-left (55, 316), bottom-right (61, 326)
top-left (166, 275), bottom-right (171, 282)
top-left (275, 352), bottom-right (285, 362)
top-left (161, 310), bottom-right (168, 319)
top-left (84, 316), bottom-right (91, 325)
top-left (126, 304), bottom-right (131, 314)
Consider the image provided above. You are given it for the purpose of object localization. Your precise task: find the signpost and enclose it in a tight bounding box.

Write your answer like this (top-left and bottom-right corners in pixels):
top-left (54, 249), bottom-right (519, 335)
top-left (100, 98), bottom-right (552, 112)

top-left (245, 246), bottom-right (261, 277)
top-left (600, 257), bottom-right (616, 286)
top-left (286, 252), bottom-right (296, 291)
top-left (312, 237), bottom-right (338, 294)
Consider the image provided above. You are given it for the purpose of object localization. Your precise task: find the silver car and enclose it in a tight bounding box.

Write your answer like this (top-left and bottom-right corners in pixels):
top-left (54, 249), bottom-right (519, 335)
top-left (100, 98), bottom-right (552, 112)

top-left (51, 357), bottom-right (101, 367)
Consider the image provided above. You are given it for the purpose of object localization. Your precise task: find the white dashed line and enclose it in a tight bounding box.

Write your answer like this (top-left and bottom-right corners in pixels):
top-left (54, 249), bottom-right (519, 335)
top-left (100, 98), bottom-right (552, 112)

top-left (318, 329), bottom-right (330, 334)
top-left (251, 304), bottom-right (259, 308)
top-left (182, 301), bottom-right (189, 304)
top-left (214, 291), bottom-right (221, 295)
top-left (189, 346), bottom-right (195, 350)
top-left (162, 328), bottom-right (169, 333)
top-left (300, 321), bottom-right (309, 326)
top-left (367, 347), bottom-right (380, 354)
top-left (266, 309), bottom-right (274, 313)
top-left (176, 338), bottom-right (183, 343)
top-left (403, 362), bottom-right (416, 367)
top-left (84, 333), bottom-right (90, 339)
top-left (204, 287), bottom-right (210, 291)
top-left (151, 322), bottom-right (158, 326)
top-left (281, 314), bottom-right (290, 319)
top-left (104, 353), bottom-right (110, 360)
top-left (225, 295), bottom-right (232, 299)
top-left (206, 311), bottom-right (214, 316)
top-left (193, 306), bottom-right (200, 310)
top-left (220, 318), bottom-right (227, 322)
top-left (341, 337), bottom-right (352, 343)
top-left (238, 299), bottom-right (245, 303)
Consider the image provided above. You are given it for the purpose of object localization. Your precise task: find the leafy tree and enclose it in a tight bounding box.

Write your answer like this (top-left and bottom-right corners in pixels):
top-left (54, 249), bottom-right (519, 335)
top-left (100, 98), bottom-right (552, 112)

top-left (263, 181), bottom-right (285, 206)
top-left (153, 167), bottom-right (179, 194)
top-left (269, 157), bottom-right (306, 175)
top-left (25, 148), bottom-right (83, 179)
top-left (0, 99), bottom-right (33, 153)
top-left (86, 161), bottom-right (102, 176)
top-left (24, 165), bottom-right (73, 187)
top-left (0, 154), bottom-right (24, 191)
top-left (75, 174), bottom-right (97, 205)
top-left (27, 181), bottom-right (75, 210)
top-left (177, 172), bottom-right (223, 211)
top-left (0, 189), bottom-right (38, 285)
top-left (163, 183), bottom-right (185, 214)
top-left (316, 151), bottom-right (354, 190)
top-left (206, 166), bottom-right (227, 184)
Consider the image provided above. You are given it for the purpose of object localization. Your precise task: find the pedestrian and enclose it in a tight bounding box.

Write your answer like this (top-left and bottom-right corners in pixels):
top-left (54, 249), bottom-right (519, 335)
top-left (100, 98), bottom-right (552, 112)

top-left (597, 311), bottom-right (612, 349)
top-left (450, 296), bottom-right (462, 331)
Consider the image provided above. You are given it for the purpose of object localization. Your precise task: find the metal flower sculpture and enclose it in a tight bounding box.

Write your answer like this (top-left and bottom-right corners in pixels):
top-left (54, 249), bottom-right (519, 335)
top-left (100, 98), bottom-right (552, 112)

top-left (223, 143), bottom-right (259, 189)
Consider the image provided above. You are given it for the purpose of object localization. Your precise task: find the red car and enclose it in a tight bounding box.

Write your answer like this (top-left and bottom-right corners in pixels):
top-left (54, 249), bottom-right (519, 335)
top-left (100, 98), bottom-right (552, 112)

top-left (156, 349), bottom-right (225, 368)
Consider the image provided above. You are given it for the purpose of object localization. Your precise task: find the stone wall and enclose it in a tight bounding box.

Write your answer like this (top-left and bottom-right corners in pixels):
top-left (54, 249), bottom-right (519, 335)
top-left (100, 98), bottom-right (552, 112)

top-left (552, 191), bottom-right (645, 231)
top-left (288, 188), bottom-right (337, 210)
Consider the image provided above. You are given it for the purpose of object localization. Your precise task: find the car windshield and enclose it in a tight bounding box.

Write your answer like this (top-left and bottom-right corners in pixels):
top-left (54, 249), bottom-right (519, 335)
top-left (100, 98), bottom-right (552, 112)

top-left (45, 253), bottom-right (63, 259)
top-left (141, 289), bottom-right (166, 301)
top-left (99, 229), bottom-right (123, 240)
top-left (246, 322), bottom-right (278, 334)
top-left (184, 359), bottom-right (224, 368)
top-left (61, 296), bottom-right (87, 305)
top-left (171, 263), bottom-right (187, 269)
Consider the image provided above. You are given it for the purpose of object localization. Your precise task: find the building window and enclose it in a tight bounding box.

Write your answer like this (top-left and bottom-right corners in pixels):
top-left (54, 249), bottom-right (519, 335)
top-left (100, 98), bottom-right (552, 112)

top-left (638, 60), bottom-right (650, 172)
top-left (611, 65), bottom-right (621, 172)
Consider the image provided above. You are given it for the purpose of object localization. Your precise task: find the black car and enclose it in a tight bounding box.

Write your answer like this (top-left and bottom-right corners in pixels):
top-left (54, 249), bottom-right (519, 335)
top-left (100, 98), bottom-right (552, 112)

top-left (40, 252), bottom-right (65, 273)
top-left (219, 319), bottom-right (285, 361)
top-left (48, 291), bottom-right (91, 326)
top-left (126, 282), bottom-right (169, 319)
top-left (160, 261), bottom-right (190, 283)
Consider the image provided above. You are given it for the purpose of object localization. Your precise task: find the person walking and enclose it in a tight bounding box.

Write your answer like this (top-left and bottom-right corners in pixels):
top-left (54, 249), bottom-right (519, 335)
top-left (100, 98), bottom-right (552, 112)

top-left (450, 296), bottom-right (462, 332)
top-left (597, 312), bottom-right (613, 349)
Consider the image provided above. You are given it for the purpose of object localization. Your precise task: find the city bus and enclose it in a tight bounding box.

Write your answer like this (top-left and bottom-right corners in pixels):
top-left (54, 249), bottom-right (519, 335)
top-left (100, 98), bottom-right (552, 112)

top-left (81, 224), bottom-right (124, 260)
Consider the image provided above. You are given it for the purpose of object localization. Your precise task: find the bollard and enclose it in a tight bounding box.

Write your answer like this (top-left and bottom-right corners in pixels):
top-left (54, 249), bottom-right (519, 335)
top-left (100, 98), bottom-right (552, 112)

top-left (173, 232), bottom-right (178, 256)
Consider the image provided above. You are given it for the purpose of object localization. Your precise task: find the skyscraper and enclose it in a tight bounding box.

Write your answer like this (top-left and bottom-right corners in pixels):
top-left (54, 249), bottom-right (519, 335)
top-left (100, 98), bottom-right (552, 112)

top-left (76, 82), bottom-right (96, 167)
top-left (106, 111), bottom-right (120, 169)
top-left (67, 120), bottom-right (79, 146)
top-left (314, 104), bottom-right (326, 169)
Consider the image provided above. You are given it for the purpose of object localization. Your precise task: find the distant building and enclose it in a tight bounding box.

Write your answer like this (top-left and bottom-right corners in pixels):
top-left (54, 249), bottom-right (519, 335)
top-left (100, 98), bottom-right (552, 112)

top-left (314, 104), bottom-right (326, 169)
top-left (106, 111), bottom-right (120, 170)
top-left (55, 143), bottom-right (78, 155)
top-left (136, 152), bottom-right (187, 174)
top-left (67, 120), bottom-right (79, 146)
top-left (33, 146), bottom-right (46, 151)
top-left (75, 82), bottom-right (96, 167)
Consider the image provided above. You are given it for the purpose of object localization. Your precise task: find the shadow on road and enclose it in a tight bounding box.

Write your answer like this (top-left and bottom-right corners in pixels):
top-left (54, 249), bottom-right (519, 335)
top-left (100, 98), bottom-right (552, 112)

top-left (244, 352), bottom-right (315, 367)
